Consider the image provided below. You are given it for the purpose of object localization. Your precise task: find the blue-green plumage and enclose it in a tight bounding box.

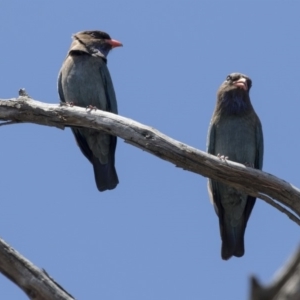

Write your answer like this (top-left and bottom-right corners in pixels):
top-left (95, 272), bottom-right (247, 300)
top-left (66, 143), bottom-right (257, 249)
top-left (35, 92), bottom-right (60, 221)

top-left (58, 31), bottom-right (122, 192)
top-left (207, 73), bottom-right (263, 260)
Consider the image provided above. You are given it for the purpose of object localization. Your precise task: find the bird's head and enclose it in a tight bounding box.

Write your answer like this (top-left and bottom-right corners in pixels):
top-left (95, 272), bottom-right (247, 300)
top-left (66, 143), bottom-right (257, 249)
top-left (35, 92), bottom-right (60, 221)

top-left (216, 73), bottom-right (253, 114)
top-left (219, 73), bottom-right (252, 94)
top-left (70, 30), bottom-right (123, 59)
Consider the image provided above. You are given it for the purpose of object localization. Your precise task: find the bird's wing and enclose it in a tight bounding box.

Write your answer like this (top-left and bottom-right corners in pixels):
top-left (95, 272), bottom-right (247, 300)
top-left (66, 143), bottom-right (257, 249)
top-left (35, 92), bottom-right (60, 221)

top-left (206, 122), bottom-right (222, 216)
top-left (207, 120), bottom-right (215, 154)
top-left (243, 117), bottom-right (263, 224)
top-left (99, 65), bottom-right (118, 114)
top-left (71, 128), bottom-right (94, 165)
top-left (58, 67), bottom-right (94, 164)
top-left (97, 64), bottom-right (118, 165)
top-left (255, 119), bottom-right (264, 170)
top-left (57, 71), bottom-right (66, 103)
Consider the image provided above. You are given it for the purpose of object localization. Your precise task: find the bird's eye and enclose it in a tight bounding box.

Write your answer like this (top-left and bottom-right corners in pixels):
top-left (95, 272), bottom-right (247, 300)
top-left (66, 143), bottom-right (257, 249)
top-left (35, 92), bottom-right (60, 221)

top-left (226, 75), bottom-right (231, 81)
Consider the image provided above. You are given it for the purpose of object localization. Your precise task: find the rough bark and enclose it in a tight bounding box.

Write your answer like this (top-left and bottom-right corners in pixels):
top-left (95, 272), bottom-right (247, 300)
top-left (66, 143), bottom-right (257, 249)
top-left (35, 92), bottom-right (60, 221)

top-left (250, 246), bottom-right (300, 300)
top-left (0, 236), bottom-right (74, 300)
top-left (0, 93), bottom-right (299, 226)
top-left (1, 91), bottom-right (300, 299)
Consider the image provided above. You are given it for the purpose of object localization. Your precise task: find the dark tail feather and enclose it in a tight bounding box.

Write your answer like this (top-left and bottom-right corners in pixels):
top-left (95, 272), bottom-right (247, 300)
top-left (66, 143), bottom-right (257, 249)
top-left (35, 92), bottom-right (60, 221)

top-left (233, 216), bottom-right (247, 258)
top-left (220, 217), bottom-right (245, 260)
top-left (92, 157), bottom-right (119, 192)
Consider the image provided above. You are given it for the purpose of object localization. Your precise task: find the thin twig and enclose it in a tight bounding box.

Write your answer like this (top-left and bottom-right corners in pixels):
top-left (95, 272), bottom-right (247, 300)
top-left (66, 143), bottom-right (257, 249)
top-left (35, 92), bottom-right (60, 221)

top-left (0, 120), bottom-right (20, 126)
top-left (257, 193), bottom-right (300, 226)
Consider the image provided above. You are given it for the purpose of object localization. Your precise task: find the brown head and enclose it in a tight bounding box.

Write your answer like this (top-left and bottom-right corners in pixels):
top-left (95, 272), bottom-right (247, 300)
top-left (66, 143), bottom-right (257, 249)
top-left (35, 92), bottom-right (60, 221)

top-left (69, 30), bottom-right (123, 59)
top-left (215, 73), bottom-right (253, 115)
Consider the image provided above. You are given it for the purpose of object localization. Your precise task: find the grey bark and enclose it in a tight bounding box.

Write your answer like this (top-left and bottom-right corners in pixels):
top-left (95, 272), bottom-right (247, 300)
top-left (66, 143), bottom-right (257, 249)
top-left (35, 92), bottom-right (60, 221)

top-left (250, 246), bottom-right (300, 300)
top-left (0, 94), bottom-right (299, 225)
top-left (1, 91), bottom-right (300, 299)
top-left (0, 236), bottom-right (74, 300)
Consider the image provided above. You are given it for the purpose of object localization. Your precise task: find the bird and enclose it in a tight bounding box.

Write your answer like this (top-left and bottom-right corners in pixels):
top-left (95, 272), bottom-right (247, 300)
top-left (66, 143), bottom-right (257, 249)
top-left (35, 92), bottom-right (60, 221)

top-left (58, 30), bottom-right (122, 192)
top-left (207, 72), bottom-right (264, 260)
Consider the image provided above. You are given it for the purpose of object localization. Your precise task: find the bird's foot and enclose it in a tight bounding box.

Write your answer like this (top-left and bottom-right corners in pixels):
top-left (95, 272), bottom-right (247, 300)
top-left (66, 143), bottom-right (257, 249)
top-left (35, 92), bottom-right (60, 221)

top-left (86, 105), bottom-right (98, 111)
top-left (18, 88), bottom-right (31, 98)
top-left (217, 153), bottom-right (229, 162)
top-left (60, 101), bottom-right (74, 107)
top-left (244, 162), bottom-right (254, 168)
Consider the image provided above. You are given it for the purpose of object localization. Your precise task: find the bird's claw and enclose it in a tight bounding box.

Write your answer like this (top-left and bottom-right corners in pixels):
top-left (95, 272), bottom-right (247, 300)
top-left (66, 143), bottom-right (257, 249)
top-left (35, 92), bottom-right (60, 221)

top-left (60, 101), bottom-right (75, 107)
top-left (86, 105), bottom-right (98, 110)
top-left (217, 154), bottom-right (229, 163)
top-left (18, 88), bottom-right (31, 98)
top-left (244, 162), bottom-right (254, 168)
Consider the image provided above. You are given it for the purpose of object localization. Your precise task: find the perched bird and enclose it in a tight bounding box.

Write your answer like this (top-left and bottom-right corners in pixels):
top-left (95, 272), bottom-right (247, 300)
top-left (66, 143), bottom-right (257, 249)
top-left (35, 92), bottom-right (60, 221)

top-left (58, 30), bottom-right (122, 192)
top-left (207, 73), bottom-right (263, 260)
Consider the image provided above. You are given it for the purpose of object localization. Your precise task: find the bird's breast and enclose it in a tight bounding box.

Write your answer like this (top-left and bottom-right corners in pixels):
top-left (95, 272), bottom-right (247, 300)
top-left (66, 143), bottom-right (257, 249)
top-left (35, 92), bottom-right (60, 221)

top-left (214, 116), bottom-right (256, 164)
top-left (60, 55), bottom-right (108, 109)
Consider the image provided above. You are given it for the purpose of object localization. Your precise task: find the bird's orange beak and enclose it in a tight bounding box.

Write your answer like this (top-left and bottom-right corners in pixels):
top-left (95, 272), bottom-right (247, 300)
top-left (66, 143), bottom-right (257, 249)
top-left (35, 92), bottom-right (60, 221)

top-left (233, 78), bottom-right (248, 91)
top-left (105, 39), bottom-right (123, 48)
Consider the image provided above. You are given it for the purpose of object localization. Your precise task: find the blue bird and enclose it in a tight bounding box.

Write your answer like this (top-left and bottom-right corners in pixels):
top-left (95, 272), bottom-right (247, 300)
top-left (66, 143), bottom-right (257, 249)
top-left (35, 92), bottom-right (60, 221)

top-left (58, 30), bottom-right (122, 192)
top-left (207, 73), bottom-right (264, 260)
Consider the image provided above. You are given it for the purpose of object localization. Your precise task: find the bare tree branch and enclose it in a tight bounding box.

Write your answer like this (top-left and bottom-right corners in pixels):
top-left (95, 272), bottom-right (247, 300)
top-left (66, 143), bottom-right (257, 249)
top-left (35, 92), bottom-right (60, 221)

top-left (0, 95), bottom-right (300, 227)
top-left (250, 246), bottom-right (300, 300)
top-left (257, 194), bottom-right (300, 226)
top-left (1, 93), bottom-right (300, 298)
top-left (0, 236), bottom-right (74, 300)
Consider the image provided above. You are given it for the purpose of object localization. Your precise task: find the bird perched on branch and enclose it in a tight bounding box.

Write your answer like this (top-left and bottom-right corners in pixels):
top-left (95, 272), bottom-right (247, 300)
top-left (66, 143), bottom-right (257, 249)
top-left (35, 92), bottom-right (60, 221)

top-left (207, 73), bottom-right (264, 260)
top-left (58, 30), bottom-right (122, 192)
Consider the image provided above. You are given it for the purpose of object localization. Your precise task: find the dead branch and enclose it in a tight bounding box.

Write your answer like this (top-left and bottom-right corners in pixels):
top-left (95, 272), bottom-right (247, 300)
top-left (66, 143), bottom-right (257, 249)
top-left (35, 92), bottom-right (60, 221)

top-left (250, 246), bottom-right (300, 300)
top-left (0, 94), bottom-right (299, 226)
top-left (0, 236), bottom-right (74, 300)
top-left (1, 92), bottom-right (300, 298)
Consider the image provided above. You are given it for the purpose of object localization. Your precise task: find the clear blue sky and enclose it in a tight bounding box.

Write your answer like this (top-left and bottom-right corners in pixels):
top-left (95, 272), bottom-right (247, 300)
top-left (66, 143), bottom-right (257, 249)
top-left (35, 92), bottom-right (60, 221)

top-left (1, 1), bottom-right (300, 299)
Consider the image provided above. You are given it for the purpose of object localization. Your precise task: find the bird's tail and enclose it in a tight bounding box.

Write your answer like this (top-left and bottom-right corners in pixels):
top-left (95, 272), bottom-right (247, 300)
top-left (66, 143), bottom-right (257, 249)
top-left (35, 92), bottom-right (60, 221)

top-left (92, 156), bottom-right (119, 192)
top-left (220, 216), bottom-right (246, 260)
